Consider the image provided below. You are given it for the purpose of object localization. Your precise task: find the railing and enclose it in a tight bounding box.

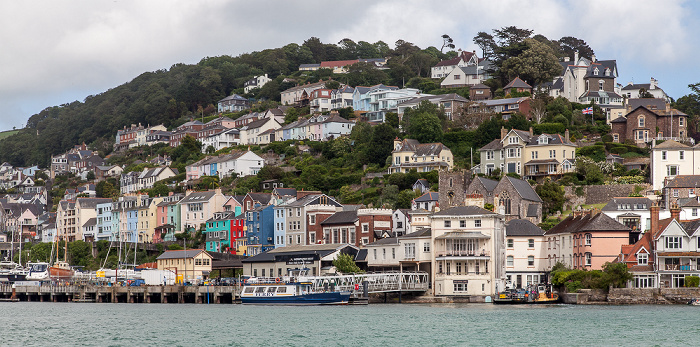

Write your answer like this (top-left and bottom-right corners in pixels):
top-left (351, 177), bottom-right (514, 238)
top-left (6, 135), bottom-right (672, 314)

top-left (436, 250), bottom-right (490, 257)
top-left (303, 272), bottom-right (429, 294)
top-left (436, 271), bottom-right (489, 277)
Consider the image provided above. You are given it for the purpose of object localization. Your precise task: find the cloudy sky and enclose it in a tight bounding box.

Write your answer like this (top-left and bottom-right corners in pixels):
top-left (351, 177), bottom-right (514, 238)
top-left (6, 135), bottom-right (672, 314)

top-left (1, 0), bottom-right (699, 131)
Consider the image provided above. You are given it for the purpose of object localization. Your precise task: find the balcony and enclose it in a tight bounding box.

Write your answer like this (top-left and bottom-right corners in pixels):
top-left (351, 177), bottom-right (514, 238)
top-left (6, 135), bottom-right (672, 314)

top-left (436, 250), bottom-right (490, 258)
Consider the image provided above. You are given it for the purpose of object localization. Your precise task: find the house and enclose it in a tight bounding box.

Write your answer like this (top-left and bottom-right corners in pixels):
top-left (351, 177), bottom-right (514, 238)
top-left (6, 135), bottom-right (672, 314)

top-left (494, 176), bottom-right (543, 224)
top-left (244, 74), bottom-right (271, 94)
top-left (275, 194), bottom-right (342, 247)
top-left (201, 128), bottom-right (240, 152)
top-left (389, 138), bottom-right (453, 174)
top-left (503, 77), bottom-right (532, 95)
top-left (469, 97), bottom-right (531, 119)
top-left (239, 117), bottom-right (281, 145)
top-left (430, 205), bottom-right (506, 297)
top-left (431, 50), bottom-right (481, 79)
top-left (478, 127), bottom-right (576, 181)
top-left (469, 83), bottom-right (492, 101)
top-left (309, 88), bottom-right (333, 113)
top-left (217, 94), bottom-right (249, 113)
top-left (318, 210), bottom-right (359, 248)
top-left (280, 80), bottom-right (327, 106)
top-left (186, 150), bottom-right (265, 180)
top-left (649, 140), bottom-right (694, 191)
top-left (392, 209), bottom-right (411, 237)
top-left (439, 59), bottom-right (493, 89)
top-left (363, 88), bottom-right (424, 123)
top-left (505, 219), bottom-right (547, 288)
top-left (242, 192), bottom-right (273, 213)
top-left (412, 192), bottom-right (439, 212)
top-left (548, 53), bottom-right (620, 107)
top-left (169, 120), bottom-right (205, 147)
top-left (245, 204), bottom-right (276, 256)
top-left (610, 103), bottom-right (688, 144)
top-left (331, 85), bottom-right (354, 109)
top-left (179, 189), bottom-right (228, 233)
top-left (356, 208), bottom-right (393, 246)
top-left (601, 197), bottom-right (666, 233)
top-left (664, 176), bottom-right (700, 209)
top-left (620, 78), bottom-right (670, 102)
top-left (544, 209), bottom-right (631, 270)
top-left (365, 228), bottom-right (432, 274)
top-left (242, 243), bottom-right (360, 278)
top-left (394, 93), bottom-right (469, 121)
top-left (352, 84), bottom-right (399, 112)
top-left (412, 179), bottom-right (431, 194)
top-left (204, 211), bottom-right (246, 254)
top-left (156, 249), bottom-right (213, 283)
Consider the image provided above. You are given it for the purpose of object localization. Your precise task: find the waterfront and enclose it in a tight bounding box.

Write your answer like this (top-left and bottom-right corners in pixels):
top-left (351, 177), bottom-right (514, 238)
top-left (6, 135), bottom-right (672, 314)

top-left (2, 303), bottom-right (700, 346)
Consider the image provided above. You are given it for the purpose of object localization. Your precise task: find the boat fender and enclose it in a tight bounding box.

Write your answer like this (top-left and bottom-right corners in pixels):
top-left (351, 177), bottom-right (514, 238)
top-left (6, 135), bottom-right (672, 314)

top-left (275, 277), bottom-right (281, 283)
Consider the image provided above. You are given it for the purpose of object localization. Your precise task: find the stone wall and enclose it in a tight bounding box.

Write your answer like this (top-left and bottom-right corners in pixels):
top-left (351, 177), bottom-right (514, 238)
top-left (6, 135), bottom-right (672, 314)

top-left (563, 184), bottom-right (652, 207)
top-left (607, 288), bottom-right (700, 304)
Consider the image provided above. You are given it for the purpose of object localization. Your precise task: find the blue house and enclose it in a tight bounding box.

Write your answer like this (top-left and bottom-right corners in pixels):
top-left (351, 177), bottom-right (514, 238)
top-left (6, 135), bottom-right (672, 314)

top-left (246, 204), bottom-right (275, 256)
top-left (273, 205), bottom-right (286, 249)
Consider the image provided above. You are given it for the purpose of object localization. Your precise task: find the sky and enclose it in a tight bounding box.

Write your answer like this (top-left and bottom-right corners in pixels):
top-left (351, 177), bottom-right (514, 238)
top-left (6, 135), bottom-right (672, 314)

top-left (1, 0), bottom-right (699, 132)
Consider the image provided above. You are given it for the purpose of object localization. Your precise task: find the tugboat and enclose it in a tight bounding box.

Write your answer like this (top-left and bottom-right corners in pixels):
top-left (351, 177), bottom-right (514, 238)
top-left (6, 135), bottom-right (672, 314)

top-left (493, 283), bottom-right (559, 304)
top-left (240, 269), bottom-right (351, 305)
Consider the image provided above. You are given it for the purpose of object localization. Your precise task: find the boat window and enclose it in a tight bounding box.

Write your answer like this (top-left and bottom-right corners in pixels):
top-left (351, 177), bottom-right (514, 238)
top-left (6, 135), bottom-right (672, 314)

top-left (277, 287), bottom-right (287, 293)
top-left (255, 287), bottom-right (266, 293)
top-left (244, 287), bottom-right (255, 293)
top-left (266, 287), bottom-right (277, 293)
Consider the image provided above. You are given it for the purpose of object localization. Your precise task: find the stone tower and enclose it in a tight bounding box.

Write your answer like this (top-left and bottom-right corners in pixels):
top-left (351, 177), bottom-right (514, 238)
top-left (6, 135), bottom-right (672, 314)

top-left (438, 170), bottom-right (472, 210)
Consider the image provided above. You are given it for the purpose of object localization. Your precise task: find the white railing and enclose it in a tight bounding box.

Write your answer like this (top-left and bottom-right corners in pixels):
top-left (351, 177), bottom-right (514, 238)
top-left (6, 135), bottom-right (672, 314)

top-left (303, 272), bottom-right (429, 294)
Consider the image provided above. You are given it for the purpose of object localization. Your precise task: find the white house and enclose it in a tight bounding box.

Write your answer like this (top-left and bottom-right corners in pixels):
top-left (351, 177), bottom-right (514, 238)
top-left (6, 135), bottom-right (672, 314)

top-left (201, 128), bottom-right (240, 152)
top-left (504, 219), bottom-right (547, 288)
top-left (239, 117), bottom-right (281, 145)
top-left (650, 139), bottom-right (697, 191)
top-left (244, 74), bottom-right (271, 94)
top-left (186, 150), bottom-right (265, 180)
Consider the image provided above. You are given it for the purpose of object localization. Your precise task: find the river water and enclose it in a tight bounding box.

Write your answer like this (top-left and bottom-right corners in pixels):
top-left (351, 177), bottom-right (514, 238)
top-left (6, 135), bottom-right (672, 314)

top-left (1, 302), bottom-right (698, 346)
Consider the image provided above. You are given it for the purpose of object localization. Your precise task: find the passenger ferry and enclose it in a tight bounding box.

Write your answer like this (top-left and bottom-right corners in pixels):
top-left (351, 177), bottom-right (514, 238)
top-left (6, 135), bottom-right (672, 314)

top-left (240, 270), bottom-right (351, 305)
top-left (493, 283), bottom-right (559, 304)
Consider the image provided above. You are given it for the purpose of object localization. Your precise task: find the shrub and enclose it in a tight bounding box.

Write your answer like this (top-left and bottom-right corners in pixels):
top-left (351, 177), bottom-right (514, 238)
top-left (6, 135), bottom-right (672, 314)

top-left (686, 276), bottom-right (700, 287)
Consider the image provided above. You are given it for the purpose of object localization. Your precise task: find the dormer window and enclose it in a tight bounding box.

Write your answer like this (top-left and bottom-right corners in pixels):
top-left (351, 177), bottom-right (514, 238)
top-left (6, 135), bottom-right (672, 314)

top-left (605, 68), bottom-right (611, 76)
top-left (537, 135), bottom-right (549, 144)
top-left (637, 253), bottom-right (648, 265)
top-left (508, 136), bottom-right (518, 144)
top-left (594, 67), bottom-right (599, 75)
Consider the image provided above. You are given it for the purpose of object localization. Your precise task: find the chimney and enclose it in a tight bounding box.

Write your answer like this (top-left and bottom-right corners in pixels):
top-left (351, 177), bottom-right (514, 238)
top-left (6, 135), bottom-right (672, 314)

top-left (529, 127), bottom-right (534, 136)
top-left (650, 77), bottom-right (657, 90)
top-left (574, 51), bottom-right (579, 63)
top-left (670, 203), bottom-right (681, 221)
top-left (565, 129), bottom-right (570, 142)
top-left (393, 137), bottom-right (401, 149)
top-left (500, 126), bottom-right (508, 140)
top-left (564, 57), bottom-right (570, 62)
top-left (591, 54), bottom-right (596, 63)
top-left (650, 203), bottom-right (660, 233)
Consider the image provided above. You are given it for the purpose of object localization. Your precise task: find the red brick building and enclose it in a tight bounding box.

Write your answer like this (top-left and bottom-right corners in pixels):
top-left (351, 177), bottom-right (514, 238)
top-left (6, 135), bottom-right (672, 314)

top-left (610, 104), bottom-right (688, 145)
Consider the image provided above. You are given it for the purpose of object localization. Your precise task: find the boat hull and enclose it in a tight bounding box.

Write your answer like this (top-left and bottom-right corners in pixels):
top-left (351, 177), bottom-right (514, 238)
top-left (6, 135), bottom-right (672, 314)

top-left (49, 266), bottom-right (74, 280)
top-left (241, 292), bottom-right (351, 305)
top-left (0, 273), bottom-right (28, 283)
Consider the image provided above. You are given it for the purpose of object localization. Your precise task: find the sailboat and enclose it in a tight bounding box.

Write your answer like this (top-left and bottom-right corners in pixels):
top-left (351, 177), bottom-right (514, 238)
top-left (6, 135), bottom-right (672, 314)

top-left (49, 237), bottom-right (74, 280)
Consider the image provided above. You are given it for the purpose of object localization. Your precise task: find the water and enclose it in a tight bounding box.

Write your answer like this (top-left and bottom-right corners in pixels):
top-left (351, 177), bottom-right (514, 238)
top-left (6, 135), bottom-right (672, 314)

top-left (1, 302), bottom-right (699, 346)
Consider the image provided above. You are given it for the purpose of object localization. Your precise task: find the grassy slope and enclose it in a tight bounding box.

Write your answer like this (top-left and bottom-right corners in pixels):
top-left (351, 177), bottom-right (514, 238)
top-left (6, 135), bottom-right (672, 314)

top-left (0, 129), bottom-right (19, 141)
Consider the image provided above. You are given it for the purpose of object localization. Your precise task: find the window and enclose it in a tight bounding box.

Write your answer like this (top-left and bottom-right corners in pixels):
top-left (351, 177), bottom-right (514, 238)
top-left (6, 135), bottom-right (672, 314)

top-left (454, 74), bottom-right (461, 80)
top-left (585, 233), bottom-right (592, 246)
top-left (637, 253), bottom-right (648, 265)
top-left (673, 189), bottom-right (679, 198)
top-left (405, 243), bottom-right (416, 259)
top-left (474, 220), bottom-right (481, 228)
top-left (453, 282), bottom-right (467, 292)
top-left (585, 253), bottom-right (592, 266)
top-left (680, 151), bottom-right (685, 160)
top-left (507, 256), bottom-right (514, 267)
top-left (459, 220), bottom-right (466, 228)
top-left (309, 215), bottom-right (316, 225)
top-left (508, 136), bottom-right (519, 144)
top-left (486, 151), bottom-right (494, 160)
top-left (531, 151), bottom-right (538, 159)
top-left (507, 239), bottom-right (514, 248)
top-left (661, 151), bottom-right (667, 160)
top-left (528, 239), bottom-right (535, 248)
top-left (528, 256), bottom-right (535, 266)
top-left (639, 116), bottom-right (645, 127)
top-left (680, 117), bottom-right (685, 127)
top-left (444, 220), bottom-right (451, 228)
top-left (373, 249), bottom-right (377, 260)
top-left (667, 165), bottom-right (678, 177)
top-left (665, 236), bottom-right (682, 249)
top-left (392, 248), bottom-right (396, 259)
top-left (423, 242), bottom-right (430, 252)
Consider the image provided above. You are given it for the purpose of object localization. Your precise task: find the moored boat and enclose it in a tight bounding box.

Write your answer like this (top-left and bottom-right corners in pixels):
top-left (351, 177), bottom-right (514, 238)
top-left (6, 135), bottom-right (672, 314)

top-left (49, 261), bottom-right (74, 280)
top-left (688, 299), bottom-right (700, 306)
top-left (241, 270), bottom-right (351, 305)
top-left (0, 261), bottom-right (28, 283)
top-left (493, 283), bottom-right (559, 304)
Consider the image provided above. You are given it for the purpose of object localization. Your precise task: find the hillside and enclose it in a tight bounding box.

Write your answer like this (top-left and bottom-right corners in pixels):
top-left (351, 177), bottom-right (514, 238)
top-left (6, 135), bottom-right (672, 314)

top-left (0, 129), bottom-right (19, 141)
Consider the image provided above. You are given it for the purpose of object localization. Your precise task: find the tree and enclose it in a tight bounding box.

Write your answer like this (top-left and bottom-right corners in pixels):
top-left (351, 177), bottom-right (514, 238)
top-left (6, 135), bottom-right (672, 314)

top-left (638, 88), bottom-right (654, 98)
top-left (149, 182), bottom-right (170, 197)
top-left (406, 112), bottom-right (443, 144)
top-left (366, 123), bottom-right (396, 166)
top-left (500, 38), bottom-right (562, 87)
top-left (494, 26), bottom-right (534, 47)
top-left (536, 178), bottom-right (565, 215)
top-left (530, 98), bottom-right (547, 124)
top-left (440, 34), bottom-right (455, 53)
top-left (332, 253), bottom-right (363, 273)
top-left (473, 32), bottom-right (497, 59)
top-left (602, 262), bottom-right (633, 288)
top-left (558, 36), bottom-right (594, 61)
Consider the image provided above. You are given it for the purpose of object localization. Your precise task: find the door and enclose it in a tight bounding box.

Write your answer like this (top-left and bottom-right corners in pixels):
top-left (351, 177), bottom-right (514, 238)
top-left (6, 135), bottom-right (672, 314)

top-left (516, 275), bottom-right (522, 289)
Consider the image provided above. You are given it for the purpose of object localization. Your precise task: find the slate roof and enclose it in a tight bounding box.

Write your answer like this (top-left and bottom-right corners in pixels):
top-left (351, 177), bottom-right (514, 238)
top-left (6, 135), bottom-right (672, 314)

top-left (82, 217), bottom-right (97, 228)
top-left (180, 191), bottom-right (217, 203)
top-left (601, 197), bottom-right (653, 211)
top-left (320, 210), bottom-right (358, 225)
top-left (526, 133), bottom-right (574, 146)
top-left (504, 77), bottom-right (532, 89)
top-left (432, 205), bottom-right (495, 217)
top-left (666, 175), bottom-right (700, 188)
top-left (475, 176), bottom-right (498, 193)
top-left (243, 244), bottom-right (356, 263)
top-left (545, 211), bottom-right (630, 235)
top-left (504, 176), bottom-right (542, 202)
top-left (654, 139), bottom-right (689, 149)
top-left (478, 97), bottom-right (529, 107)
top-left (471, 83), bottom-right (490, 89)
top-left (627, 98), bottom-right (666, 110)
top-left (393, 139), bottom-right (450, 156)
top-left (414, 192), bottom-right (439, 202)
top-left (76, 198), bottom-right (113, 208)
top-left (505, 219), bottom-right (545, 236)
top-left (247, 193), bottom-right (272, 205)
top-left (402, 228), bottom-right (431, 238)
top-left (156, 249), bottom-right (209, 260)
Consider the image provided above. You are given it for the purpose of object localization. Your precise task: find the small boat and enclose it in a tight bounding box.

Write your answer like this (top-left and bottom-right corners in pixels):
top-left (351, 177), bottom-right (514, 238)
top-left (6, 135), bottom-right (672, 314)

top-left (240, 269), bottom-right (351, 305)
top-left (493, 283), bottom-right (559, 304)
top-left (0, 261), bottom-right (28, 283)
top-left (688, 299), bottom-right (700, 306)
top-left (49, 261), bottom-right (75, 280)
top-left (26, 262), bottom-right (50, 281)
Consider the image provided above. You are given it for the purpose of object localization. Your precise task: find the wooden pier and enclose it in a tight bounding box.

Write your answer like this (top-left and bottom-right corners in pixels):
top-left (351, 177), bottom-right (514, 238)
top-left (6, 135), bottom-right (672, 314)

top-left (0, 284), bottom-right (240, 304)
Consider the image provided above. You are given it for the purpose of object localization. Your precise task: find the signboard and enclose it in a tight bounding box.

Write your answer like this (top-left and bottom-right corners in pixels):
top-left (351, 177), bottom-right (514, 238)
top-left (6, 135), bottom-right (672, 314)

top-left (285, 256), bottom-right (316, 265)
top-left (453, 280), bottom-right (468, 284)
top-left (96, 271), bottom-right (105, 278)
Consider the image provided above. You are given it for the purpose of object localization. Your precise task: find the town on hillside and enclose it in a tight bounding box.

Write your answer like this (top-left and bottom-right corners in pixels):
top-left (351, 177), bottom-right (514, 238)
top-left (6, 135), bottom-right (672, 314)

top-left (2, 31), bottom-right (700, 300)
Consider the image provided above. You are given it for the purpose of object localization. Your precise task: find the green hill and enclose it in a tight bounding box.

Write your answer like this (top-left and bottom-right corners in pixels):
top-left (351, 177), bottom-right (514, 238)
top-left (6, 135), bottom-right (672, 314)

top-left (0, 129), bottom-right (19, 141)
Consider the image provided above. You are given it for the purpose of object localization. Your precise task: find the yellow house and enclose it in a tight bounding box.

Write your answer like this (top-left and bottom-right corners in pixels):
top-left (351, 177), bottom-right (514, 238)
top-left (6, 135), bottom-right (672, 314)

top-left (136, 195), bottom-right (164, 243)
top-left (388, 138), bottom-right (454, 174)
top-left (521, 131), bottom-right (577, 180)
top-left (156, 249), bottom-right (213, 283)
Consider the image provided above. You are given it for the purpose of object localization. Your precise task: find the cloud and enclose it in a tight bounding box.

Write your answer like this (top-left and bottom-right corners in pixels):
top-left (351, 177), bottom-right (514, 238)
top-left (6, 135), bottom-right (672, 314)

top-left (0, 0), bottom-right (698, 131)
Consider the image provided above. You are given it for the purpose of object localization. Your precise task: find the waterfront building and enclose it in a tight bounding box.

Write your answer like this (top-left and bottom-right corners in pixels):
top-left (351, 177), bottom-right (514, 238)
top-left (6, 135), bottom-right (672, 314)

top-left (504, 219), bottom-right (547, 288)
top-left (179, 189), bottom-right (227, 233)
top-left (365, 228), bottom-right (432, 275)
top-left (156, 249), bottom-right (213, 283)
top-left (242, 243), bottom-right (359, 278)
top-left (245, 204), bottom-right (275, 256)
top-left (204, 211), bottom-right (245, 254)
top-left (430, 205), bottom-right (506, 297)
top-left (95, 202), bottom-right (113, 241)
